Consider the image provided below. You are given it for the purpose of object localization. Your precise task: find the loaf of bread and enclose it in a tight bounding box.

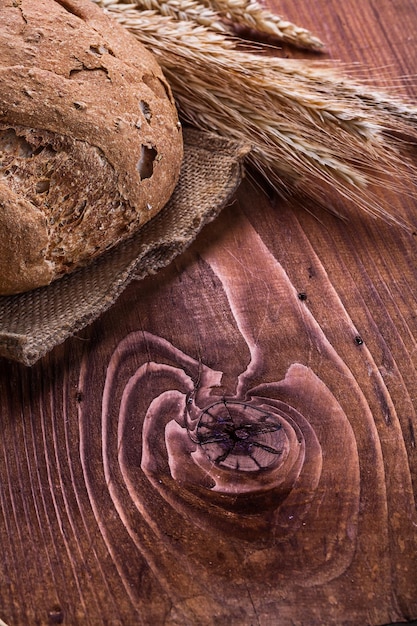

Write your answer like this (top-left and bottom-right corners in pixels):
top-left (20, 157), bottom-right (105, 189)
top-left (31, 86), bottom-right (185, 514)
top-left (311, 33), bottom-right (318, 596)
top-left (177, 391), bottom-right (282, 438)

top-left (0, 0), bottom-right (183, 294)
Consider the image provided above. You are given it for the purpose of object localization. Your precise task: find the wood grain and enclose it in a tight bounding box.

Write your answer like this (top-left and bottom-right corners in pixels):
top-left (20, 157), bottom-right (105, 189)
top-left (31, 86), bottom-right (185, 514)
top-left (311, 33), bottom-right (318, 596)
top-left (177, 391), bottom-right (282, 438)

top-left (1, 1), bottom-right (417, 625)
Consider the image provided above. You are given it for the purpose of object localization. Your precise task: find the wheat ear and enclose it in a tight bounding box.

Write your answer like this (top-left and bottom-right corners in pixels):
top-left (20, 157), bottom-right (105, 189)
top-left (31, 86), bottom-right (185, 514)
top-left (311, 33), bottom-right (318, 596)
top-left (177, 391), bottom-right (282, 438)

top-left (202, 0), bottom-right (324, 49)
top-left (117, 0), bottom-right (228, 31)
top-left (96, 0), bottom-right (323, 48)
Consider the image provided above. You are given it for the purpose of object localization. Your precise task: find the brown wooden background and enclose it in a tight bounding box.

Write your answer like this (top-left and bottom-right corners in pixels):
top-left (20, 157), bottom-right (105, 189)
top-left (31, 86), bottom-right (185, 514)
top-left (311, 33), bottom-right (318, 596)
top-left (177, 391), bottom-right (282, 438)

top-left (1, 0), bottom-right (417, 624)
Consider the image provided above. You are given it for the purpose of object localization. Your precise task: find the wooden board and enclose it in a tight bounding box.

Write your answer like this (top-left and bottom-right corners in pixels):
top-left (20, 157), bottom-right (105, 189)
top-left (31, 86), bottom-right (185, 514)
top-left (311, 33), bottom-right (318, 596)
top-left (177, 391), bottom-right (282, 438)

top-left (1, 0), bottom-right (417, 624)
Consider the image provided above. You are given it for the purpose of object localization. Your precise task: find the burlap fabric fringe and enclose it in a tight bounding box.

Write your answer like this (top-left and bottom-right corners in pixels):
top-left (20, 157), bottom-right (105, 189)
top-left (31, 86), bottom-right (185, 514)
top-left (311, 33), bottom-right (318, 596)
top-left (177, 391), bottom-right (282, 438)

top-left (0, 128), bottom-right (249, 365)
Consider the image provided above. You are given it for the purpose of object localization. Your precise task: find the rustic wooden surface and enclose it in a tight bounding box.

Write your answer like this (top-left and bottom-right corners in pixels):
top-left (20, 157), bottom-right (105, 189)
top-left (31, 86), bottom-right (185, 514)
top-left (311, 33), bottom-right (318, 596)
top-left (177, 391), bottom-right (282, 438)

top-left (1, 0), bottom-right (417, 624)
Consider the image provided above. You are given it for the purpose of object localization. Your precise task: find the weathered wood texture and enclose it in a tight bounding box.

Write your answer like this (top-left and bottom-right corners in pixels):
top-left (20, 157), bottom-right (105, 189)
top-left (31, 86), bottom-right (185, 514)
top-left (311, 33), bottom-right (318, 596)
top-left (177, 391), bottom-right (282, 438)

top-left (1, 1), bottom-right (417, 625)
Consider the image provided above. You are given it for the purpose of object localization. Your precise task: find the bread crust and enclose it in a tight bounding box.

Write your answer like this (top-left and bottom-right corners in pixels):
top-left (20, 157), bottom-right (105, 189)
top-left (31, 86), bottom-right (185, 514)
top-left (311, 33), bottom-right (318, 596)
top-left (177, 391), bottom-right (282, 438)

top-left (0, 0), bottom-right (183, 294)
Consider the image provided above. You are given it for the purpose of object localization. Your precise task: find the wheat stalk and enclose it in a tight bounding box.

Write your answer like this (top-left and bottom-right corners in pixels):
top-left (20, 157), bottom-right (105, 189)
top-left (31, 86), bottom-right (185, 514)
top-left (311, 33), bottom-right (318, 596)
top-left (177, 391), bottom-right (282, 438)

top-left (93, 1), bottom-right (417, 224)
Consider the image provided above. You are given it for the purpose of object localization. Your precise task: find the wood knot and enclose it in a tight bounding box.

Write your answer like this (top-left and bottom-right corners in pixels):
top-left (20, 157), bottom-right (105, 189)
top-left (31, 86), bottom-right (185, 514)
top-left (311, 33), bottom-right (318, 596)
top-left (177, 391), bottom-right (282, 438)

top-left (195, 401), bottom-right (283, 472)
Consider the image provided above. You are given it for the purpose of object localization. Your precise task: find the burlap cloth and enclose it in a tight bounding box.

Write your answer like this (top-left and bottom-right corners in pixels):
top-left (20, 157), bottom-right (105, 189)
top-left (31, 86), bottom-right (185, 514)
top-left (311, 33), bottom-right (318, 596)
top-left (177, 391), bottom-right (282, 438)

top-left (0, 128), bottom-right (249, 365)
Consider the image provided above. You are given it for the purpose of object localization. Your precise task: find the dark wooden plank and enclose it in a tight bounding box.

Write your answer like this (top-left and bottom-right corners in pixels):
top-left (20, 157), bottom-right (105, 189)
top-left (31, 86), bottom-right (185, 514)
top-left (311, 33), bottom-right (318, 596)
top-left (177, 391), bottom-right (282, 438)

top-left (1, 1), bottom-right (417, 624)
